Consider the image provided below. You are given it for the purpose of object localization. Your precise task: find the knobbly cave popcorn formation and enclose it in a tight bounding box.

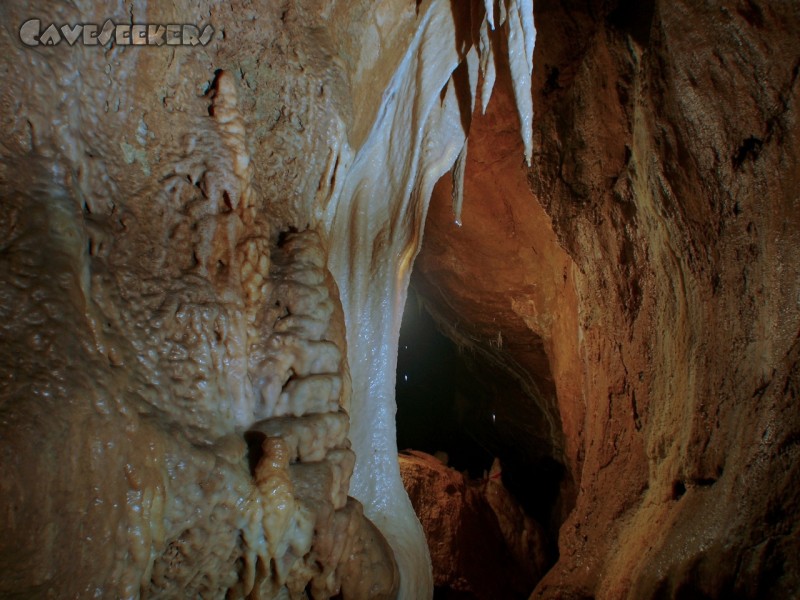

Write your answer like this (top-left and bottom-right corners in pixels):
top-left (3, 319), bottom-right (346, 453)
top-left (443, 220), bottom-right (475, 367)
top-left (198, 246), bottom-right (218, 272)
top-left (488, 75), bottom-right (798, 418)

top-left (0, 0), bottom-right (537, 598)
top-left (2, 0), bottom-right (800, 599)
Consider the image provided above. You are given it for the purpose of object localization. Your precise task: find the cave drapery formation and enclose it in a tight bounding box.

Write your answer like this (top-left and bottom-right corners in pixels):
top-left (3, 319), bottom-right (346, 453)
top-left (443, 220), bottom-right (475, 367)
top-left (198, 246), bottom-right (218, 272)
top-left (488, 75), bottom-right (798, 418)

top-left (1, 0), bottom-right (799, 599)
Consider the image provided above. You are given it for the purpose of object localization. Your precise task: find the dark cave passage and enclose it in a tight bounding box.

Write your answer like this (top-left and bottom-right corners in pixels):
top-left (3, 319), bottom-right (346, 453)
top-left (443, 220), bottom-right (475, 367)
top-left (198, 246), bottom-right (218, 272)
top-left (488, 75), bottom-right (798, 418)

top-left (395, 287), bottom-right (568, 598)
top-left (395, 288), bottom-right (495, 478)
top-left (396, 288), bottom-right (565, 526)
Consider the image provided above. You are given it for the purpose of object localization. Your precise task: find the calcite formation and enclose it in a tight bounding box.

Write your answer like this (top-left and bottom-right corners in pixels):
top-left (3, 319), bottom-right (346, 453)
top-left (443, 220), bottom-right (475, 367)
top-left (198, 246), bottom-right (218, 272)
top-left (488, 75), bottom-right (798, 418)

top-left (0, 0), bottom-right (536, 598)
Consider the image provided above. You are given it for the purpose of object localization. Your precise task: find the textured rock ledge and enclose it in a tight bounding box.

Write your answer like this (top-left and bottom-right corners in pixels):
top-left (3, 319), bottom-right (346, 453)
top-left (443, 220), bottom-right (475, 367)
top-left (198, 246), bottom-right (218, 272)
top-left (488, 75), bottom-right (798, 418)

top-left (400, 451), bottom-right (548, 599)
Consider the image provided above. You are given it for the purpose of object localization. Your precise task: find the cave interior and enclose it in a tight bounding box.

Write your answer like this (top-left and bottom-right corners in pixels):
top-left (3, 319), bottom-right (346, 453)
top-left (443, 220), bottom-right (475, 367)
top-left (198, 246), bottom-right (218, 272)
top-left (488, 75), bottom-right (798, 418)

top-left (1, 0), bottom-right (799, 599)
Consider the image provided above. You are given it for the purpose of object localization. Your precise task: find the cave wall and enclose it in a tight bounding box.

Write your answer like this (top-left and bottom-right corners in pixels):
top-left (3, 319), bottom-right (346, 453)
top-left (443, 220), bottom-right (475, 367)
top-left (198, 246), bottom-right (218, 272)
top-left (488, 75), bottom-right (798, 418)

top-left (416, 0), bottom-right (800, 597)
top-left (413, 39), bottom-right (581, 531)
top-left (534, 1), bottom-right (800, 596)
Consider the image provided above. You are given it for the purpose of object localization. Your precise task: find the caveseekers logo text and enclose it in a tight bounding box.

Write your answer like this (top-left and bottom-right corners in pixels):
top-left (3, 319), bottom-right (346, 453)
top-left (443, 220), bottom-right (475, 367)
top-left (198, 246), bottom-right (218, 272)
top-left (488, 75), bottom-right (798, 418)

top-left (19, 19), bottom-right (214, 47)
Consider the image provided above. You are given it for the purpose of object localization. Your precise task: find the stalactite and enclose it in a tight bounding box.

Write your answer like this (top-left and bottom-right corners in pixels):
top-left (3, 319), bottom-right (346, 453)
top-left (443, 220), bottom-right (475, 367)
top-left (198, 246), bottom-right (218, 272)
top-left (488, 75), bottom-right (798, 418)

top-left (479, 15), bottom-right (497, 115)
top-left (325, 0), bottom-right (538, 596)
top-left (505, 0), bottom-right (536, 166)
top-left (452, 141), bottom-right (468, 227)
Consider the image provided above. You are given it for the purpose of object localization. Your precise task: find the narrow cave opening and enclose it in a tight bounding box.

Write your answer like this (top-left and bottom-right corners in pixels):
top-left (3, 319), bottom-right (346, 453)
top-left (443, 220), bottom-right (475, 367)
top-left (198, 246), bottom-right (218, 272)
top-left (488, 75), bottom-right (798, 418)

top-left (396, 287), bottom-right (567, 599)
top-left (396, 288), bottom-right (495, 478)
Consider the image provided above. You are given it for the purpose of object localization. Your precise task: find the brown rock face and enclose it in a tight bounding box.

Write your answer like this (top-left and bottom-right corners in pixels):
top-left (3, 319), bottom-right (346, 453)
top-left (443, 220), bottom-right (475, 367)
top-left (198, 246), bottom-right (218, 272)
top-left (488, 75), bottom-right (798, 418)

top-left (399, 451), bottom-right (548, 599)
top-left (413, 39), bottom-right (582, 535)
top-left (415, 0), bottom-right (800, 597)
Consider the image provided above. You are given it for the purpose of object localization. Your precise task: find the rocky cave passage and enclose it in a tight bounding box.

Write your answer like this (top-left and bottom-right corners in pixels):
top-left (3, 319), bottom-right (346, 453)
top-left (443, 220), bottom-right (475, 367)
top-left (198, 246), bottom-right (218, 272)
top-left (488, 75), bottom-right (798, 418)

top-left (395, 288), bottom-right (566, 598)
top-left (1, 0), bottom-right (799, 599)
